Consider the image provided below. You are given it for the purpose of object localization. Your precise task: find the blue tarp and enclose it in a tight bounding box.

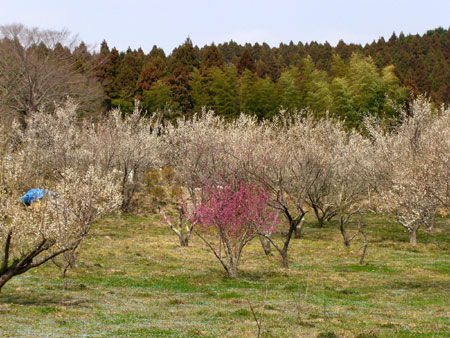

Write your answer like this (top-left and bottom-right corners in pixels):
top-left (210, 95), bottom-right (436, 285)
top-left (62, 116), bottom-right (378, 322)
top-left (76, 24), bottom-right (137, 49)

top-left (21, 188), bottom-right (49, 205)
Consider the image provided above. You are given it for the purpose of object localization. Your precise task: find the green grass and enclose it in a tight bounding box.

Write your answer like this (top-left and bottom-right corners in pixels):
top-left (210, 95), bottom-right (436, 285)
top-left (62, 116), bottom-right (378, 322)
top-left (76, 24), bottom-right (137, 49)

top-left (0, 212), bottom-right (449, 337)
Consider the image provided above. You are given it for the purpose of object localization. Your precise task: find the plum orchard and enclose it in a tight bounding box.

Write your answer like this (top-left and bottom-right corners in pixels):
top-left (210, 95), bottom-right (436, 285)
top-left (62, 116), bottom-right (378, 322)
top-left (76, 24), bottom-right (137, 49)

top-left (163, 98), bottom-right (450, 271)
top-left (2, 96), bottom-right (449, 288)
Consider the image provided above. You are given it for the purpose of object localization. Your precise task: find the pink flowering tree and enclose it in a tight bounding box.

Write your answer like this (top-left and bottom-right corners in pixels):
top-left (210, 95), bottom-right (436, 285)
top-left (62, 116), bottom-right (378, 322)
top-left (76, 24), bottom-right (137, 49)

top-left (193, 179), bottom-right (279, 278)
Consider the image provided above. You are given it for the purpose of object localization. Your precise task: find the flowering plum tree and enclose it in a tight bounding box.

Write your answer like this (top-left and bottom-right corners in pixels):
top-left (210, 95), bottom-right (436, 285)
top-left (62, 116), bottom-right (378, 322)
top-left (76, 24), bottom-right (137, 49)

top-left (193, 179), bottom-right (278, 278)
top-left (420, 102), bottom-right (450, 214)
top-left (0, 102), bottom-right (122, 292)
top-left (243, 113), bottom-right (348, 267)
top-left (367, 98), bottom-right (442, 245)
top-left (86, 103), bottom-right (161, 211)
top-left (329, 129), bottom-right (374, 248)
top-left (0, 151), bottom-right (121, 292)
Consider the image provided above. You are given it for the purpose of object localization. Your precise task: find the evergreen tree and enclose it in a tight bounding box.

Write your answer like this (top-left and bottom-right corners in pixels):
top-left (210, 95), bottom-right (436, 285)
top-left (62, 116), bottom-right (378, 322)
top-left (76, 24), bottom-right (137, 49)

top-left (201, 44), bottom-right (225, 71)
top-left (237, 48), bottom-right (256, 74)
top-left (210, 65), bottom-right (239, 118)
top-left (240, 69), bottom-right (258, 115)
top-left (253, 76), bottom-right (279, 119)
top-left (167, 63), bottom-right (192, 112)
top-left (300, 56), bottom-right (332, 116)
top-left (142, 80), bottom-right (179, 115)
top-left (94, 45), bottom-right (121, 109)
top-left (330, 53), bottom-right (347, 78)
top-left (190, 68), bottom-right (212, 111)
top-left (278, 67), bottom-right (302, 112)
top-left (136, 56), bottom-right (168, 96)
top-left (240, 70), bottom-right (278, 119)
top-left (331, 76), bottom-right (355, 121)
top-left (170, 37), bottom-right (199, 72)
top-left (114, 50), bottom-right (142, 99)
top-left (149, 45), bottom-right (166, 59)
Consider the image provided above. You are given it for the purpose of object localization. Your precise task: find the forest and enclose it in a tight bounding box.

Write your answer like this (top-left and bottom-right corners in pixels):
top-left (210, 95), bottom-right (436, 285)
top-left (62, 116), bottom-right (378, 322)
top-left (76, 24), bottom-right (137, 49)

top-left (1, 25), bottom-right (450, 128)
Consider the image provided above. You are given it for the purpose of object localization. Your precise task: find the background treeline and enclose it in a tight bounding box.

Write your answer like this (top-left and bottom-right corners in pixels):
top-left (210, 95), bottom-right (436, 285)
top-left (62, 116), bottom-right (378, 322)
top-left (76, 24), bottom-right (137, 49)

top-left (1, 25), bottom-right (449, 128)
top-left (90, 27), bottom-right (450, 127)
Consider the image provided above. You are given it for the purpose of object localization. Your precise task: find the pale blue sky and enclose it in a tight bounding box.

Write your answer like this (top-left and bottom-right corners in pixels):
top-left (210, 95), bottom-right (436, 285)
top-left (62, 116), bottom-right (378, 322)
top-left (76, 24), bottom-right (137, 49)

top-left (1, 0), bottom-right (449, 54)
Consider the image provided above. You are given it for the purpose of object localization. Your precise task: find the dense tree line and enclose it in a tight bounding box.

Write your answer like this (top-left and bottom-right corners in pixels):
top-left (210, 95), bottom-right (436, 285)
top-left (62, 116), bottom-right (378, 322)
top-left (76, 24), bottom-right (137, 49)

top-left (91, 27), bottom-right (449, 126)
top-left (1, 25), bottom-right (449, 126)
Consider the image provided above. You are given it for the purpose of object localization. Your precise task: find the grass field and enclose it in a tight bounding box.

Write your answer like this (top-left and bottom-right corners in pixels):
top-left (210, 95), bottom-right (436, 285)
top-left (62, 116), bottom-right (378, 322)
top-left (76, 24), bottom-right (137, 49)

top-left (0, 212), bottom-right (449, 337)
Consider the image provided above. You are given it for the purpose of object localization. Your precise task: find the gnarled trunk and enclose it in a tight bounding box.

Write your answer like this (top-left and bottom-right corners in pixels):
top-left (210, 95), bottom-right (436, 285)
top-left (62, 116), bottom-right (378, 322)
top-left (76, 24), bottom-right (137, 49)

top-left (179, 235), bottom-right (189, 247)
top-left (0, 272), bottom-right (14, 293)
top-left (259, 234), bottom-right (271, 256)
top-left (312, 203), bottom-right (325, 228)
top-left (294, 219), bottom-right (305, 238)
top-left (340, 220), bottom-right (351, 248)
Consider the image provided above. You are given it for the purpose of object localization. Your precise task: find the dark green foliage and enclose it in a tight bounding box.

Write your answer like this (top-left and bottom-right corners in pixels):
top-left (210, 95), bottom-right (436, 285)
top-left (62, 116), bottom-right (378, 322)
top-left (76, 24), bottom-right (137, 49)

top-left (201, 44), bottom-right (225, 71)
top-left (142, 80), bottom-right (178, 114)
top-left (23, 27), bottom-right (449, 120)
top-left (278, 67), bottom-right (302, 112)
top-left (210, 66), bottom-right (240, 118)
top-left (94, 46), bottom-right (121, 109)
top-left (237, 48), bottom-right (256, 74)
top-left (113, 49), bottom-right (143, 101)
top-left (240, 70), bottom-right (279, 119)
top-left (170, 37), bottom-right (200, 72)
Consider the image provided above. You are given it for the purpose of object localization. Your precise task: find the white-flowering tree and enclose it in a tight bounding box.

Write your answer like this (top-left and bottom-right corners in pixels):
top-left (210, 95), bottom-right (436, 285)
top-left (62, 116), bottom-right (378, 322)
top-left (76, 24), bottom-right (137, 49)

top-left (23, 99), bottom-right (92, 180)
top-left (162, 111), bottom-right (231, 196)
top-left (160, 111), bottom-right (234, 246)
top-left (329, 129), bottom-right (374, 248)
top-left (302, 117), bottom-right (345, 228)
top-left (86, 104), bottom-right (161, 211)
top-left (367, 98), bottom-right (441, 245)
top-left (421, 103), bottom-right (450, 214)
top-left (241, 113), bottom-right (346, 267)
top-left (0, 118), bottom-right (121, 291)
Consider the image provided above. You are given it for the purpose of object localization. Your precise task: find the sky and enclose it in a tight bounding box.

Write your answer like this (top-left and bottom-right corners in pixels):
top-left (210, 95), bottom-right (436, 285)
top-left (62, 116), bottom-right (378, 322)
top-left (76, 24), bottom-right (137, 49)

top-left (1, 0), bottom-right (449, 54)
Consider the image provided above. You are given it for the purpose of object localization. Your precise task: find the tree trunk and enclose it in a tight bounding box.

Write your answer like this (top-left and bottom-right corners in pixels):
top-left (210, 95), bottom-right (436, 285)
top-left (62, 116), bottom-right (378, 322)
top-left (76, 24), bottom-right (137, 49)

top-left (259, 234), bottom-right (271, 256)
top-left (426, 211), bottom-right (436, 233)
top-left (358, 218), bottom-right (368, 265)
top-left (317, 217), bottom-right (324, 228)
top-left (63, 266), bottom-right (69, 290)
top-left (294, 219), bottom-right (305, 239)
top-left (281, 251), bottom-right (289, 268)
top-left (179, 235), bottom-right (189, 247)
top-left (312, 204), bottom-right (324, 228)
top-left (0, 272), bottom-right (14, 293)
top-left (340, 219), bottom-right (351, 248)
top-left (228, 264), bottom-right (238, 278)
top-left (409, 227), bottom-right (418, 246)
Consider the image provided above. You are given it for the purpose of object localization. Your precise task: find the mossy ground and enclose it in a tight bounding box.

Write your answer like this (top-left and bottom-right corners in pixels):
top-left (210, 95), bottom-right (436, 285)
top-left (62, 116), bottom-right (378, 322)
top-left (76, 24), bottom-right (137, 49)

top-left (0, 213), bottom-right (449, 337)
